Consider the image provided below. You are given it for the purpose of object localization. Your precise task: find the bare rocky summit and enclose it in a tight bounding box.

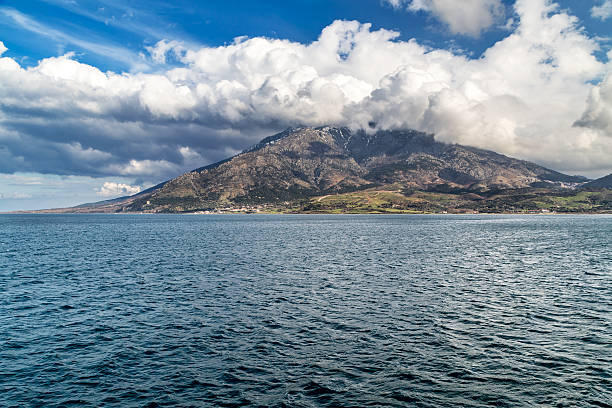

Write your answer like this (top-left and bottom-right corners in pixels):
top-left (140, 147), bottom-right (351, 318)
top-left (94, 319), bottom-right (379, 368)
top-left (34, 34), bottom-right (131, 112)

top-left (120, 126), bottom-right (586, 212)
top-left (34, 126), bottom-right (606, 214)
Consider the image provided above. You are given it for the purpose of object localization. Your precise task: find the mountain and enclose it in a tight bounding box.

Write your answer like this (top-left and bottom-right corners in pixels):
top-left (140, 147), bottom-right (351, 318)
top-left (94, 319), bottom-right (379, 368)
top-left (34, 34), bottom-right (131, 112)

top-left (31, 126), bottom-right (608, 214)
top-left (581, 173), bottom-right (612, 189)
top-left (121, 126), bottom-right (590, 213)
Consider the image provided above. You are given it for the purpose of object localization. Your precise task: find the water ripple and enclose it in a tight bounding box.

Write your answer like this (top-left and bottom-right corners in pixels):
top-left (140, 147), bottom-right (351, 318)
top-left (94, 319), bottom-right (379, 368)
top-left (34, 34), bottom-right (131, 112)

top-left (0, 214), bottom-right (610, 407)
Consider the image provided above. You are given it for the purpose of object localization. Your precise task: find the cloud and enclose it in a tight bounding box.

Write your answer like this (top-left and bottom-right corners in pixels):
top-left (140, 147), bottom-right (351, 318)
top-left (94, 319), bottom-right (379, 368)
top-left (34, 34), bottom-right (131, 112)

top-left (0, 7), bottom-right (148, 70)
top-left (146, 40), bottom-right (185, 64)
top-left (0, 173), bottom-right (45, 186)
top-left (575, 74), bottom-right (612, 134)
top-left (591, 0), bottom-right (612, 20)
top-left (40, 0), bottom-right (197, 47)
top-left (384, 0), bottom-right (504, 37)
top-left (383, 0), bottom-right (405, 8)
top-left (0, 40), bottom-right (6, 56)
top-left (0, 192), bottom-right (32, 199)
top-left (96, 181), bottom-right (141, 197)
top-left (0, 0), bottom-right (610, 182)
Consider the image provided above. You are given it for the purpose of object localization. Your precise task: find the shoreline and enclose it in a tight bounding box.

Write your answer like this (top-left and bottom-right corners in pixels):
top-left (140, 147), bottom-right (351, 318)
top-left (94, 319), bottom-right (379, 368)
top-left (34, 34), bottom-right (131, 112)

top-left (3, 210), bottom-right (611, 215)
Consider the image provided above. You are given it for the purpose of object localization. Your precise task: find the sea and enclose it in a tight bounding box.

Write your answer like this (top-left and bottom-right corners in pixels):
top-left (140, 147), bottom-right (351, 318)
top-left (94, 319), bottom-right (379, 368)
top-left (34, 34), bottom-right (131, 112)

top-left (0, 214), bottom-right (610, 407)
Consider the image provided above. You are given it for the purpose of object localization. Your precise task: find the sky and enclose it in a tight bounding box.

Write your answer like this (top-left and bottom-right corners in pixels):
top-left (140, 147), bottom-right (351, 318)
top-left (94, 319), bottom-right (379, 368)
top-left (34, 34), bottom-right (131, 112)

top-left (0, 0), bottom-right (612, 211)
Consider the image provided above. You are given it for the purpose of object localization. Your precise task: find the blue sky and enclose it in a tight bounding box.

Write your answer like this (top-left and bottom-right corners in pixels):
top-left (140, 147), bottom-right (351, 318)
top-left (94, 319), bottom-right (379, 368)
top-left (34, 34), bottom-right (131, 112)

top-left (0, 0), bottom-right (513, 71)
top-left (3, 0), bottom-right (610, 72)
top-left (0, 0), bottom-right (612, 210)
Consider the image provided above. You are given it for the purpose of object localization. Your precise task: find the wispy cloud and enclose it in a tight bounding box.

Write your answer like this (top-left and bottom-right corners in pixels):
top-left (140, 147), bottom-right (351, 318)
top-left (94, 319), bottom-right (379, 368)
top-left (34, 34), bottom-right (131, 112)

top-left (591, 0), bottom-right (612, 20)
top-left (38, 0), bottom-right (198, 49)
top-left (0, 174), bottom-right (44, 186)
top-left (0, 7), bottom-right (149, 70)
top-left (0, 192), bottom-right (32, 199)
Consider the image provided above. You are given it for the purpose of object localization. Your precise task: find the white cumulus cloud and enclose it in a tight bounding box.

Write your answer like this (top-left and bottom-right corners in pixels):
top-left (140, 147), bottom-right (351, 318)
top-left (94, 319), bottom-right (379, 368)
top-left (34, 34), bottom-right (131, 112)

top-left (0, 0), bottom-right (610, 181)
top-left (575, 74), bottom-right (612, 134)
top-left (96, 182), bottom-right (142, 197)
top-left (384, 0), bottom-right (504, 36)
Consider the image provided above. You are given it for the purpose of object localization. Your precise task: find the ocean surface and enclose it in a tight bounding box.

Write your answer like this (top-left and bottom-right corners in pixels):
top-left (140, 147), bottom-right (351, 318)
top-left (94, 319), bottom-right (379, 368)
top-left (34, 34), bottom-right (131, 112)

top-left (0, 214), bottom-right (610, 407)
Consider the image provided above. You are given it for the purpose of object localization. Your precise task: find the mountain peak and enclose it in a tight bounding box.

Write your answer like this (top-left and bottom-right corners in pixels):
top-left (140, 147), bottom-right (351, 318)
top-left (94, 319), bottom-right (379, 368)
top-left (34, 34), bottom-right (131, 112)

top-left (116, 126), bottom-right (591, 212)
top-left (42, 126), bottom-right (604, 213)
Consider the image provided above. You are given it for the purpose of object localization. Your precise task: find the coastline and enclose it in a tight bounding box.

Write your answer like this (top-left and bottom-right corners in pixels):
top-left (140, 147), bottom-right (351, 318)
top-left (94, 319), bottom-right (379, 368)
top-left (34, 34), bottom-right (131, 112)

top-left (4, 209), bottom-right (611, 215)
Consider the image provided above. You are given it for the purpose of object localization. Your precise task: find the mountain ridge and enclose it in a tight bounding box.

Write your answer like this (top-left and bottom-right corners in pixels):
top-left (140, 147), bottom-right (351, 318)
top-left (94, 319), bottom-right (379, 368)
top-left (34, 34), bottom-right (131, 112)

top-left (20, 126), bottom-right (612, 214)
top-left (581, 173), bottom-right (612, 190)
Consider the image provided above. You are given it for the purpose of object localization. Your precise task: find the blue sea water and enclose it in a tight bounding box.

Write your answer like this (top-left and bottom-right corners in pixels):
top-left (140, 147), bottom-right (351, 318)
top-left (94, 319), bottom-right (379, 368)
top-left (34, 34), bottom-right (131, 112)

top-left (0, 214), bottom-right (610, 407)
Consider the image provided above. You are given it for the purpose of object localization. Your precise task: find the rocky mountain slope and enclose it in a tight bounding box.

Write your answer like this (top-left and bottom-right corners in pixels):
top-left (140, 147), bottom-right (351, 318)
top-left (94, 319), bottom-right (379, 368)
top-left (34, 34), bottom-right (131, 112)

top-left (581, 173), bottom-right (612, 189)
top-left (34, 126), bottom-right (602, 213)
top-left (117, 126), bottom-right (587, 212)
